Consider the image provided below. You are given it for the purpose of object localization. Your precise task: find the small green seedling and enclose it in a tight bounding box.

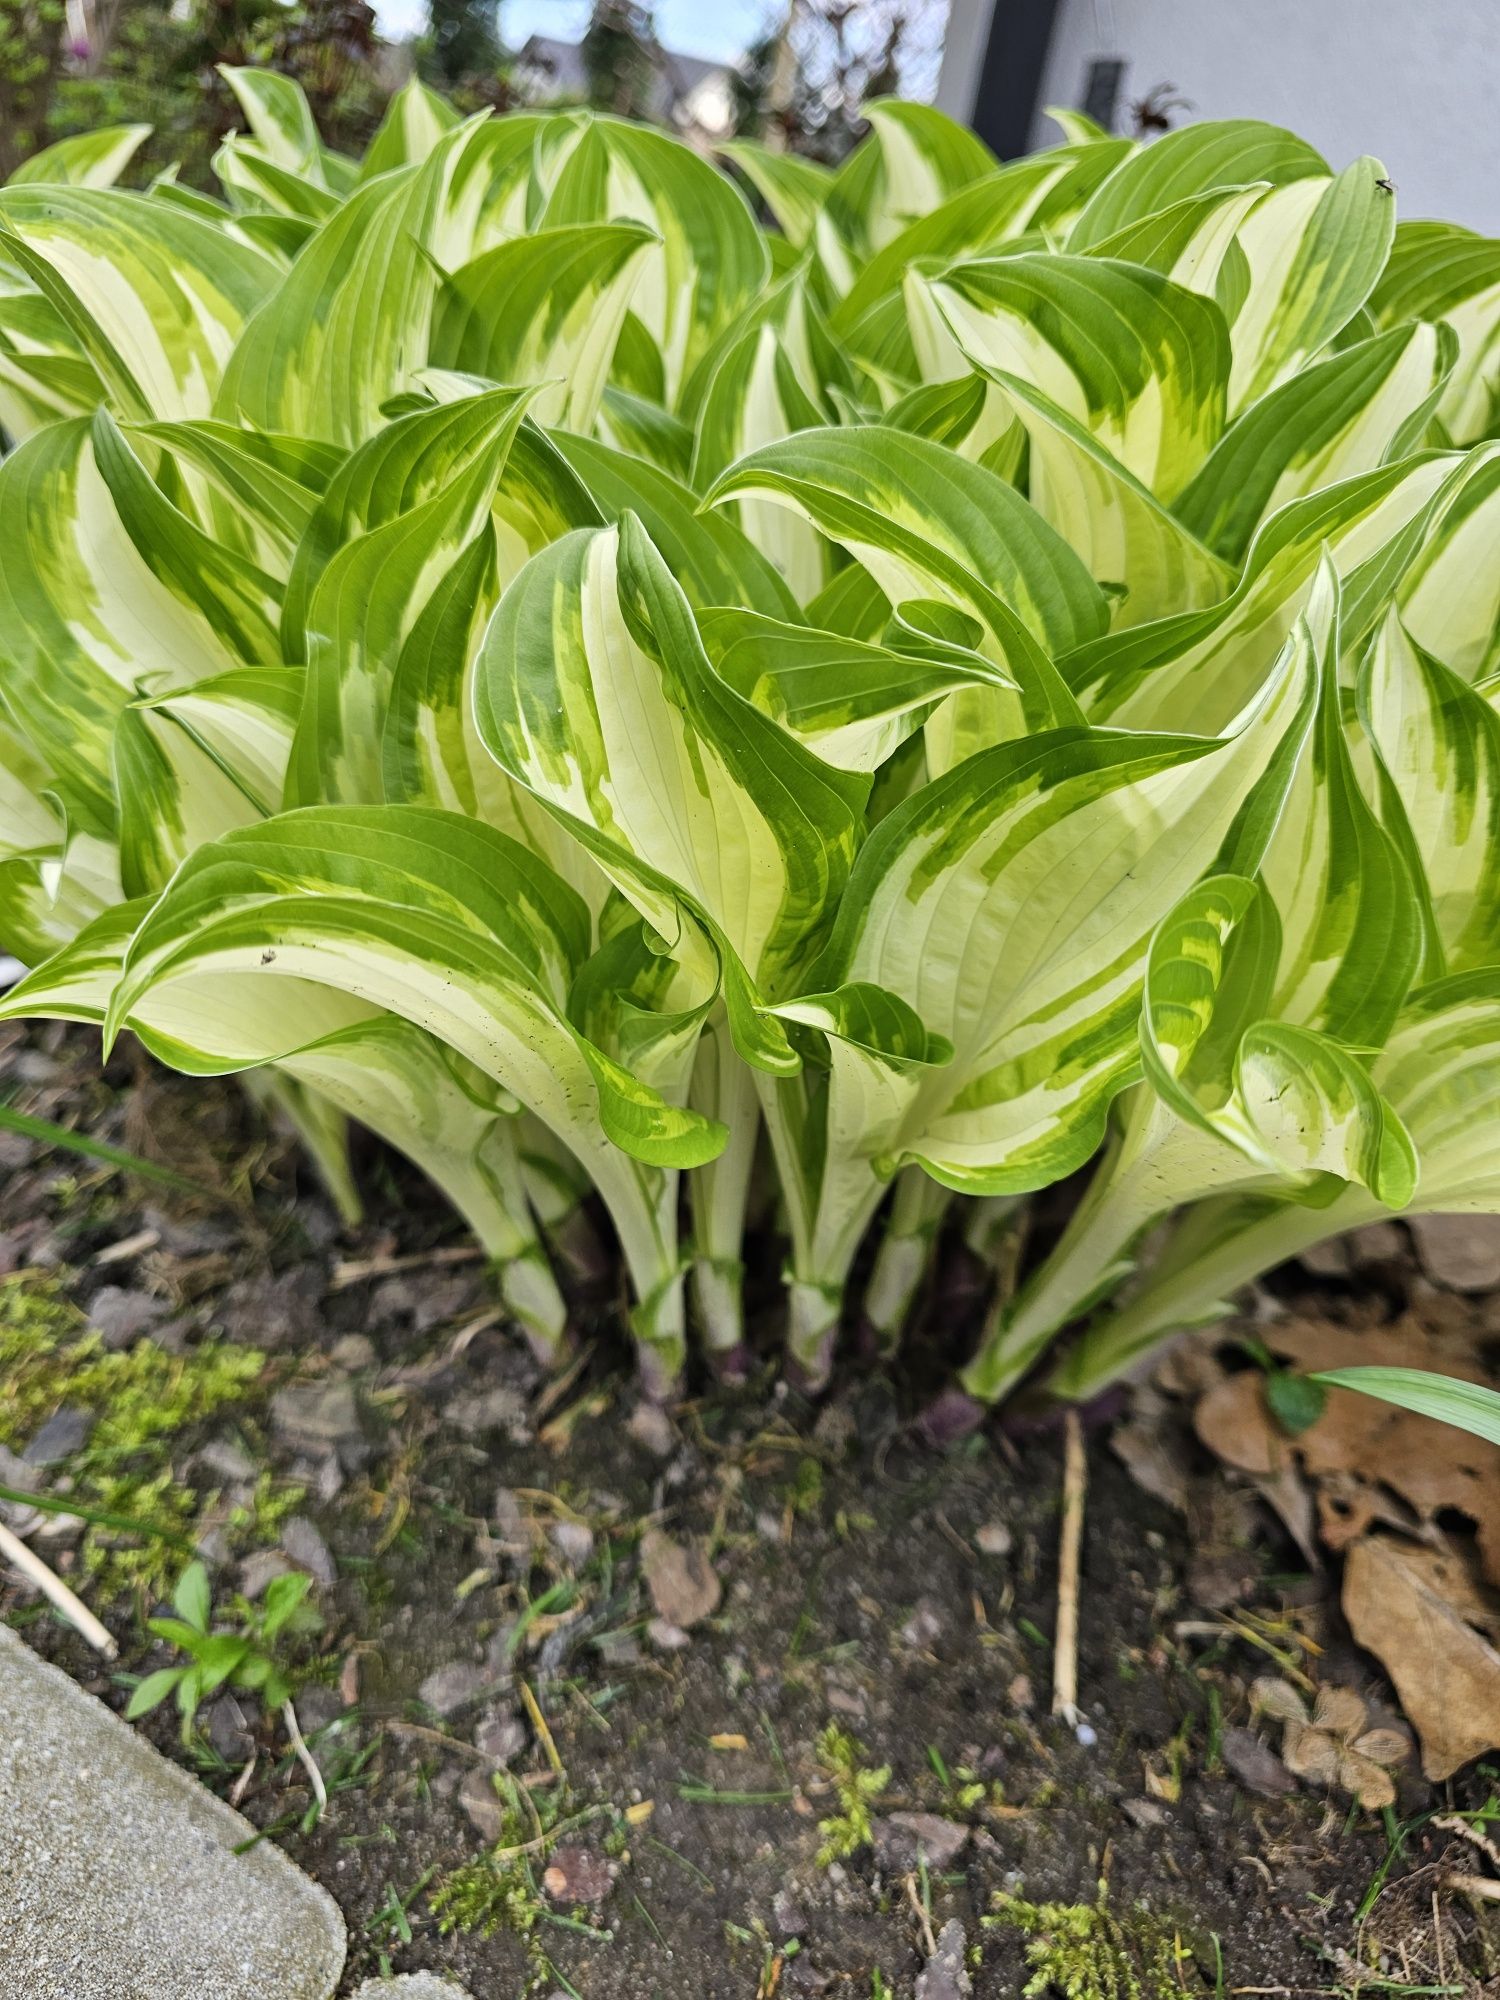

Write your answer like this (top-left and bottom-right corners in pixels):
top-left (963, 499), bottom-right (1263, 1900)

top-left (125, 1559), bottom-right (321, 1741)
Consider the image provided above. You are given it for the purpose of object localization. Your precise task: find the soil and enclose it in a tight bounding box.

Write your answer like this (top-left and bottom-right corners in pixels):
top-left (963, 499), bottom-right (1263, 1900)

top-left (3, 1017), bottom-right (1499, 1999)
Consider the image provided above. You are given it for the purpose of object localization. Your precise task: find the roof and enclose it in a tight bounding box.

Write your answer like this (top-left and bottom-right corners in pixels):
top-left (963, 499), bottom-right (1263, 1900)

top-left (514, 32), bottom-right (733, 124)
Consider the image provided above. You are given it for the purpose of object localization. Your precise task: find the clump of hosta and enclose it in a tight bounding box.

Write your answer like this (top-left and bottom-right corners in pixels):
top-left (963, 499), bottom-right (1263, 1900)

top-left (3, 69), bottom-right (1500, 1409)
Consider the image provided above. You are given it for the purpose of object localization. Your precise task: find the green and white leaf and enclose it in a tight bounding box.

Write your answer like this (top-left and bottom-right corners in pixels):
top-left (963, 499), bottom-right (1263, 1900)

top-left (1175, 321), bottom-right (1455, 562)
top-left (0, 185), bottom-right (278, 420)
top-left (429, 221), bottom-right (656, 433)
top-left (1225, 157), bottom-right (1396, 413)
top-left (8, 125), bottom-right (151, 190)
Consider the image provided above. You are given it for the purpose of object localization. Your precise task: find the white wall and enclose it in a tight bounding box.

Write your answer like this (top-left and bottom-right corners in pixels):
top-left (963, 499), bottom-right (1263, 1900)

top-left (1033, 0), bottom-right (1500, 233)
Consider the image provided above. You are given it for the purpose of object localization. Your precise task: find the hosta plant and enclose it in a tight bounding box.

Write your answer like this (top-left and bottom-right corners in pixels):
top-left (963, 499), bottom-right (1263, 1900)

top-left (3, 70), bottom-right (1500, 1412)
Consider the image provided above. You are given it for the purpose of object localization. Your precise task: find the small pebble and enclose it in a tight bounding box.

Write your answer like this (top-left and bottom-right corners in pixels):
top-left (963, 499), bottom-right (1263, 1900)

top-left (417, 1662), bottom-right (489, 1718)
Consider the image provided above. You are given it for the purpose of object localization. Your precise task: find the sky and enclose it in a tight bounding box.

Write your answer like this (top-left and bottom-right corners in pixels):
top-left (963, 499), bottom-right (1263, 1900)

top-left (374, 0), bottom-right (771, 64)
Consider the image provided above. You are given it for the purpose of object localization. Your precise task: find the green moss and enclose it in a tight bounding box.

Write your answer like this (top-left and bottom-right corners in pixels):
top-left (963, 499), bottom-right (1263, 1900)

top-left (0, 1278), bottom-right (264, 1453)
top-left (430, 1776), bottom-right (567, 1939)
top-left (0, 1276), bottom-right (282, 1600)
top-left (987, 1882), bottom-right (1204, 1998)
top-left (815, 1723), bottom-right (891, 1866)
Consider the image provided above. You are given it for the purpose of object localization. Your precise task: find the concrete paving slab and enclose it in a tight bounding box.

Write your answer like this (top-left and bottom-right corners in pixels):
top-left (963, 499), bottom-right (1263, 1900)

top-left (0, 1623), bottom-right (346, 2000)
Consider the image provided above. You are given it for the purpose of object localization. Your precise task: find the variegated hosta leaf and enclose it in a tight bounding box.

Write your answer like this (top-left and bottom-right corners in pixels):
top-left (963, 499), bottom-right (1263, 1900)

top-left (379, 522), bottom-right (603, 914)
top-left (91, 409), bottom-right (283, 665)
top-left (820, 101), bottom-right (997, 276)
top-left (0, 900), bottom-right (145, 1021)
top-left (1175, 321), bottom-right (1455, 562)
top-left (7, 125), bottom-right (151, 190)
top-left (698, 604), bottom-right (1013, 774)
top-left (1065, 118), bottom-right (1328, 251)
top-left (977, 368), bottom-right (1235, 626)
top-left (1071, 449), bottom-right (1464, 732)
top-left (1392, 443), bottom-right (1500, 683)
top-left (1371, 220), bottom-right (1500, 444)
top-left (831, 146), bottom-right (1120, 335)
top-left (0, 283), bottom-right (102, 440)
top-left (705, 424), bottom-right (1104, 733)
top-left (474, 515), bottom-right (867, 1070)
top-left (274, 1017), bottom-right (569, 1347)
top-left (109, 805), bottom-right (721, 1141)
top-left (1359, 607), bottom-right (1500, 972)
top-left (429, 221), bottom-right (656, 434)
top-left (1079, 182), bottom-right (1268, 299)
top-left (1225, 157), bottom-right (1396, 414)
top-left (1139, 875), bottom-right (1413, 1198)
top-left (281, 385), bottom-right (535, 660)
top-left (0, 416), bottom-right (250, 834)
top-left (0, 185), bottom-right (279, 421)
top-left (1256, 559), bottom-right (1422, 1046)
top-left (216, 118), bottom-right (554, 447)
top-left (218, 65), bottom-right (326, 183)
top-left (1058, 966), bottom-right (1500, 1398)
top-left (548, 430), bottom-right (796, 621)
top-left (595, 385), bottom-right (694, 479)
top-left (691, 318), bottom-right (831, 603)
top-left (126, 418), bottom-right (343, 576)
top-left (718, 141), bottom-right (833, 252)
top-left (966, 871), bottom-right (1414, 1403)
top-left (0, 893), bottom-right (560, 1342)
top-left (288, 393), bottom-right (529, 806)
top-left (105, 807), bottom-right (724, 1384)
top-left (114, 666), bottom-right (302, 897)
top-left (215, 164), bottom-right (434, 446)
top-left (540, 117), bottom-right (769, 404)
top-left (804, 628), bottom-right (1314, 1199)
top-left (928, 254), bottom-right (1230, 501)
top-left (0, 697), bottom-right (115, 970)
top-left (360, 77), bottom-right (462, 181)
top-left (213, 140), bottom-right (341, 224)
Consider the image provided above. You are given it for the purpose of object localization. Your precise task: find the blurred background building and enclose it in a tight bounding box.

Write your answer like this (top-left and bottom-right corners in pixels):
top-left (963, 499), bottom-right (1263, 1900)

top-left (939, 0), bottom-right (1500, 230)
top-left (0, 0), bottom-right (1496, 227)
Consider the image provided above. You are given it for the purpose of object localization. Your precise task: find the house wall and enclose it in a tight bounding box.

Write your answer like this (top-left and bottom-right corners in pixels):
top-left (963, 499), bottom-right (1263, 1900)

top-left (939, 0), bottom-right (1500, 235)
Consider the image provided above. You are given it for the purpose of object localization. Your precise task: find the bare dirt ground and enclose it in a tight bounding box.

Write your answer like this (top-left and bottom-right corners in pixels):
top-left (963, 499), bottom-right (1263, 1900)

top-left (3, 1017), bottom-right (1498, 1998)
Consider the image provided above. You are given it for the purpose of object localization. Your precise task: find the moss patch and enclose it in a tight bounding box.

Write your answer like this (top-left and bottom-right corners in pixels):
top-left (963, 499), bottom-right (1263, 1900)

top-left (987, 1881), bottom-right (1207, 1997)
top-left (0, 1275), bottom-right (283, 1600)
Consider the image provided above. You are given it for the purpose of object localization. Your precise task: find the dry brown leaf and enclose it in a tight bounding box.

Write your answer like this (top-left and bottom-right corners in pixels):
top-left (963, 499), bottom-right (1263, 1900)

top-left (1250, 1675), bottom-right (1306, 1724)
top-left (1112, 1405), bottom-right (1193, 1513)
top-left (1193, 1319), bottom-right (1500, 1581)
top-left (1343, 1534), bottom-right (1500, 1780)
top-left (1250, 1673), bottom-right (1410, 1807)
top-left (1352, 1727), bottom-right (1409, 1767)
top-left (1247, 1462), bottom-right (1321, 1569)
top-left (1282, 1719), bottom-right (1341, 1785)
top-left (1335, 1747), bottom-right (1396, 1811)
top-left (1312, 1685), bottom-right (1368, 1737)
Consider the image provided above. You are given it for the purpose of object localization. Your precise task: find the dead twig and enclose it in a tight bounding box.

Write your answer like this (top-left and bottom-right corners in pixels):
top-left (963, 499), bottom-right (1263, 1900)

top-left (1442, 1870), bottom-right (1500, 1903)
top-left (1433, 1810), bottom-right (1500, 1870)
top-left (1052, 1409), bottom-right (1086, 1725)
top-left (0, 1518), bottom-right (116, 1657)
top-left (904, 1869), bottom-right (937, 1958)
top-left (329, 1244), bottom-right (482, 1290)
top-left (93, 1227), bottom-right (161, 1266)
top-left (282, 1698), bottom-right (327, 1811)
top-left (229, 1752), bottom-right (257, 1808)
